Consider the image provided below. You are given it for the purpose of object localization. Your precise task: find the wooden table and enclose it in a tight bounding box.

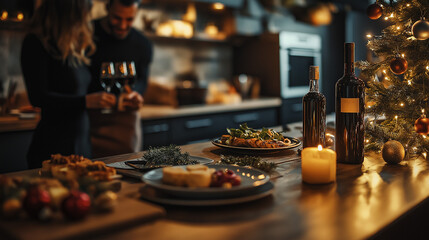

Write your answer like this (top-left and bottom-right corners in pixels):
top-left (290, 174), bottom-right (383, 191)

top-left (3, 124), bottom-right (429, 239)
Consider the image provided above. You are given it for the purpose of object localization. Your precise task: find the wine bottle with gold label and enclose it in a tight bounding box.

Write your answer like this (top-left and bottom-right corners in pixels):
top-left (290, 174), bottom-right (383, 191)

top-left (335, 43), bottom-right (365, 164)
top-left (303, 66), bottom-right (326, 148)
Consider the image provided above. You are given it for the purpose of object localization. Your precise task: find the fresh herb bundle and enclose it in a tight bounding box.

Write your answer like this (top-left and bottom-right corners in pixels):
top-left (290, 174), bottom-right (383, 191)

top-left (219, 155), bottom-right (277, 173)
top-left (142, 145), bottom-right (197, 166)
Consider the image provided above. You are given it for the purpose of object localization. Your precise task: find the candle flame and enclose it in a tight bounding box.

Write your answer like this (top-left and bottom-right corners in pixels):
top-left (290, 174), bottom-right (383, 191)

top-left (318, 145), bottom-right (322, 151)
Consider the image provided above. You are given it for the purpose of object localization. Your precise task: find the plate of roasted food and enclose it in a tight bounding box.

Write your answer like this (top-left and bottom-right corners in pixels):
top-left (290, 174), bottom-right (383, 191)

top-left (141, 164), bottom-right (270, 199)
top-left (212, 123), bottom-right (301, 152)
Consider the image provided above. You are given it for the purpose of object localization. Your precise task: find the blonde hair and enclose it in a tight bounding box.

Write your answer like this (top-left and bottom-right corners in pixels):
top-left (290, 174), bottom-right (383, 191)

top-left (30, 0), bottom-right (95, 66)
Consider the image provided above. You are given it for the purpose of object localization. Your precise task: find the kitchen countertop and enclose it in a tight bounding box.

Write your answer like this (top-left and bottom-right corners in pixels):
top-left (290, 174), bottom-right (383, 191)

top-left (139, 97), bottom-right (281, 120)
top-left (0, 98), bottom-right (281, 133)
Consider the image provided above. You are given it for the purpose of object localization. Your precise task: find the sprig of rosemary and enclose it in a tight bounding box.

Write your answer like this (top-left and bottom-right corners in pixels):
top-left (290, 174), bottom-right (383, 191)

top-left (141, 145), bottom-right (197, 166)
top-left (219, 155), bottom-right (277, 173)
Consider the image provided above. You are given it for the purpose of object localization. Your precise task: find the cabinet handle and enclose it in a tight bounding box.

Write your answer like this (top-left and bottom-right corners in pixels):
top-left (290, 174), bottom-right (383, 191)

top-left (185, 118), bottom-right (213, 129)
top-left (144, 123), bottom-right (169, 134)
top-left (233, 113), bottom-right (259, 123)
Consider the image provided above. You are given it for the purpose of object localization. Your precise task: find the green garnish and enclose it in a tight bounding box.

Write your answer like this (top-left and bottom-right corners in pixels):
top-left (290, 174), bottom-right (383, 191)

top-left (142, 145), bottom-right (197, 166)
top-left (219, 155), bottom-right (277, 173)
top-left (226, 123), bottom-right (285, 141)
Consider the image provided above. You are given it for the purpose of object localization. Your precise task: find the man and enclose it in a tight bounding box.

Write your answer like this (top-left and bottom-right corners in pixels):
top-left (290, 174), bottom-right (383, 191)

top-left (89, 0), bottom-right (153, 158)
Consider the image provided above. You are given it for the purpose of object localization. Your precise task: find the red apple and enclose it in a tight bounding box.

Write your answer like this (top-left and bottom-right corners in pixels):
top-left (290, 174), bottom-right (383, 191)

top-left (61, 190), bottom-right (91, 220)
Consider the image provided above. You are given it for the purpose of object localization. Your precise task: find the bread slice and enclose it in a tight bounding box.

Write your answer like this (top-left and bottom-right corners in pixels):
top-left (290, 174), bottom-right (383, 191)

top-left (162, 167), bottom-right (189, 186)
top-left (186, 164), bottom-right (208, 172)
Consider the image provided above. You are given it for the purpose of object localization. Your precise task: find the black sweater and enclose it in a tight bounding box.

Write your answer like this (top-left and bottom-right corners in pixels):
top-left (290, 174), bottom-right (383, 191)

top-left (21, 34), bottom-right (92, 168)
top-left (88, 19), bottom-right (153, 95)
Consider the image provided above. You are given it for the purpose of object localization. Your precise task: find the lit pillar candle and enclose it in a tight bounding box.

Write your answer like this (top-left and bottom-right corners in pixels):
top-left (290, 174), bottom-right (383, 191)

top-left (301, 145), bottom-right (336, 184)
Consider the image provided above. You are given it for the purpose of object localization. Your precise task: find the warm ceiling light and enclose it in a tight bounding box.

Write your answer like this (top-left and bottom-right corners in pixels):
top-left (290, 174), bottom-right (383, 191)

top-left (17, 12), bottom-right (24, 21)
top-left (212, 3), bottom-right (225, 11)
top-left (0, 11), bottom-right (8, 21)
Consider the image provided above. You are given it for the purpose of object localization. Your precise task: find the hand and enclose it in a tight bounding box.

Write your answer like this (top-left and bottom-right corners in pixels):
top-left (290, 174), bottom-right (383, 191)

top-left (85, 92), bottom-right (116, 109)
top-left (122, 91), bottom-right (143, 110)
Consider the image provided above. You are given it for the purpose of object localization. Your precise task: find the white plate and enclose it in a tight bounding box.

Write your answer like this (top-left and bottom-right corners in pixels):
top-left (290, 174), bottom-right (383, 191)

top-left (106, 156), bottom-right (214, 170)
top-left (140, 182), bottom-right (274, 206)
top-left (142, 164), bottom-right (270, 199)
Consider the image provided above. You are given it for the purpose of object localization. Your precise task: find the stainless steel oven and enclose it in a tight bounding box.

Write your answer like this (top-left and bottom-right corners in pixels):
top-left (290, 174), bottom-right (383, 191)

top-left (234, 31), bottom-right (323, 124)
top-left (279, 32), bottom-right (322, 99)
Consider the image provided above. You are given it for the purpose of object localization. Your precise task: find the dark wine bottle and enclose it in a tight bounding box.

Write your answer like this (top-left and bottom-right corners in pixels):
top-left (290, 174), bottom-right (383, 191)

top-left (302, 66), bottom-right (326, 148)
top-left (335, 43), bottom-right (365, 164)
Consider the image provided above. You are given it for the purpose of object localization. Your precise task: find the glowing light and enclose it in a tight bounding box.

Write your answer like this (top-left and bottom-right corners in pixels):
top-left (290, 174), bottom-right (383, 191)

top-left (385, 77), bottom-right (389, 80)
top-left (384, 17), bottom-right (389, 20)
top-left (16, 12), bottom-right (24, 21)
top-left (390, 13), bottom-right (394, 18)
top-left (423, 135), bottom-right (427, 139)
top-left (408, 80), bottom-right (412, 85)
top-left (407, 3), bottom-right (410, 6)
top-left (400, 103), bottom-right (404, 107)
top-left (383, 69), bottom-right (387, 74)
top-left (423, 109), bottom-right (425, 114)
top-left (426, 66), bottom-right (429, 71)
top-left (366, 139), bottom-right (370, 143)
top-left (424, 152), bottom-right (427, 158)
top-left (401, 53), bottom-right (405, 57)
top-left (366, 34), bottom-right (372, 38)
top-left (212, 3), bottom-right (225, 10)
top-left (0, 11), bottom-right (7, 21)
top-left (396, 26), bottom-right (400, 30)
top-left (318, 145), bottom-right (323, 151)
top-left (395, 115), bottom-right (398, 119)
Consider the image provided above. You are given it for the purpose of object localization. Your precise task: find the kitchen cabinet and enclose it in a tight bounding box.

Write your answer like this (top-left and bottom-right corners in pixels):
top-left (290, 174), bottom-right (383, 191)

top-left (0, 130), bottom-right (32, 173)
top-left (142, 107), bottom-right (279, 149)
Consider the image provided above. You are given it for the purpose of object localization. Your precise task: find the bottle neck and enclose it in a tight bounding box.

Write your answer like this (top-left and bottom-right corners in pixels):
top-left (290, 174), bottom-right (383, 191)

top-left (344, 62), bottom-right (355, 75)
top-left (344, 43), bottom-right (355, 75)
top-left (309, 79), bottom-right (319, 92)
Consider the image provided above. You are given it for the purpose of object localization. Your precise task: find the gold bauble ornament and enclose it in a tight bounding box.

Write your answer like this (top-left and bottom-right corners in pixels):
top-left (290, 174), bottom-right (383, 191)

top-left (382, 140), bottom-right (405, 164)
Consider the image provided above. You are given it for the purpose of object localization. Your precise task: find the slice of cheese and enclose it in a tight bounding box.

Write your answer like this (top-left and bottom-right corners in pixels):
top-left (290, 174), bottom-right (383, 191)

top-left (162, 167), bottom-right (189, 186)
top-left (186, 170), bottom-right (213, 188)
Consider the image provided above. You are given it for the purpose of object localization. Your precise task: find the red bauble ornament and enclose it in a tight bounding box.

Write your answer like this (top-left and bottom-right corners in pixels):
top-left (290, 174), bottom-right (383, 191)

top-left (23, 187), bottom-right (51, 219)
top-left (414, 116), bottom-right (429, 135)
top-left (390, 57), bottom-right (408, 75)
top-left (61, 190), bottom-right (91, 220)
top-left (367, 3), bottom-right (383, 20)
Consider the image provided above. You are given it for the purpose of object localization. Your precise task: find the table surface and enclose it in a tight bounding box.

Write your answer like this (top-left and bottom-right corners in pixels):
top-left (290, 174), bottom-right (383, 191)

top-left (4, 124), bottom-right (429, 240)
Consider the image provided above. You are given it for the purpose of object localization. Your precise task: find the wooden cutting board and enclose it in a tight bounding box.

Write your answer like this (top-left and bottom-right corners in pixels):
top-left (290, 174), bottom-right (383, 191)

top-left (0, 192), bottom-right (165, 240)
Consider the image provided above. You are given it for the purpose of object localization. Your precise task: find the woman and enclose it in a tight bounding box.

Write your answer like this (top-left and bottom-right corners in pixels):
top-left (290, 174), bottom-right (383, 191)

top-left (21, 0), bottom-right (116, 169)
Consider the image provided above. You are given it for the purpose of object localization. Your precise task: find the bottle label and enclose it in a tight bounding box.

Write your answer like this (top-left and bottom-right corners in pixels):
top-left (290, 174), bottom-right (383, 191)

top-left (341, 98), bottom-right (360, 113)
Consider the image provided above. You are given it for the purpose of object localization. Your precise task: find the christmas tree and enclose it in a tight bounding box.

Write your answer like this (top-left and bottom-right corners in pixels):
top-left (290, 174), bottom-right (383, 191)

top-left (358, 0), bottom-right (429, 158)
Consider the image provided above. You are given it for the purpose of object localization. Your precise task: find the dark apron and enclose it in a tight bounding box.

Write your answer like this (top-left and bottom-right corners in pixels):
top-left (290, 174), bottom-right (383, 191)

top-left (88, 109), bottom-right (141, 158)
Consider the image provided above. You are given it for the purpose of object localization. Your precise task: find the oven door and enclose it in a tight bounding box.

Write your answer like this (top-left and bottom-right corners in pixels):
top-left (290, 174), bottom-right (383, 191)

top-left (280, 48), bottom-right (322, 99)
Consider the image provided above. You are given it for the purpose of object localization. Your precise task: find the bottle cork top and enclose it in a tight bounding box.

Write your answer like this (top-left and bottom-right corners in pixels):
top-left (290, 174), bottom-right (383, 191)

top-left (309, 66), bottom-right (319, 80)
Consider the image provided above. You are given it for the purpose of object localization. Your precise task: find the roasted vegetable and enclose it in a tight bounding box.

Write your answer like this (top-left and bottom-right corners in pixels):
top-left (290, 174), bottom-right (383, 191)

top-left (221, 123), bottom-right (291, 148)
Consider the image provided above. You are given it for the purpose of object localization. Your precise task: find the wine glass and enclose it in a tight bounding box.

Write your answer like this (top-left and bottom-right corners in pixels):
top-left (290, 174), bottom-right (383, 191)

top-left (100, 62), bottom-right (115, 113)
top-left (114, 61), bottom-right (128, 92)
top-left (126, 61), bottom-right (137, 88)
